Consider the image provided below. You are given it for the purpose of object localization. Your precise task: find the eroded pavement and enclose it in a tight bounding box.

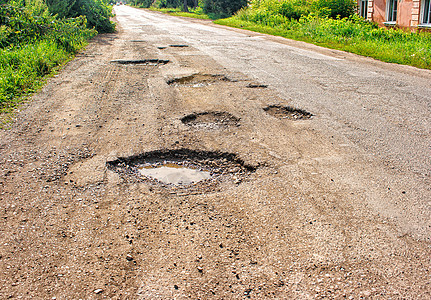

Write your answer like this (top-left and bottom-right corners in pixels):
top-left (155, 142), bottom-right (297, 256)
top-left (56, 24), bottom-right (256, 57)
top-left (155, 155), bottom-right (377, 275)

top-left (0, 6), bottom-right (430, 299)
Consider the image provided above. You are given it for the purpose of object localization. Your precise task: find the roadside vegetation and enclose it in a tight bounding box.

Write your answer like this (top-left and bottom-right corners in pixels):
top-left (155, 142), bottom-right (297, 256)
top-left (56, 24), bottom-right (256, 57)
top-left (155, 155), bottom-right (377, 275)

top-left (0, 0), bottom-right (115, 116)
top-left (216, 0), bottom-right (431, 69)
top-left (132, 0), bottom-right (247, 19)
top-left (140, 0), bottom-right (431, 69)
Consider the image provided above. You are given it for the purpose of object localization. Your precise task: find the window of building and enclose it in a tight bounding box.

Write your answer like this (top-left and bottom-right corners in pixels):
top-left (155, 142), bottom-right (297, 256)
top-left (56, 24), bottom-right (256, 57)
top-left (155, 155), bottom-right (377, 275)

top-left (422, 0), bottom-right (431, 24)
top-left (360, 0), bottom-right (368, 18)
top-left (386, 0), bottom-right (398, 23)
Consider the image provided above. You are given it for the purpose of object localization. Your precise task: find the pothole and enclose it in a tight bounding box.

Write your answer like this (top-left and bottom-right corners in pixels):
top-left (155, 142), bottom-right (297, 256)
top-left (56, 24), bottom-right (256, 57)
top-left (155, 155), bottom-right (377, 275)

top-left (107, 149), bottom-right (256, 192)
top-left (247, 83), bottom-right (268, 88)
top-left (263, 105), bottom-right (312, 120)
top-left (110, 59), bottom-right (169, 65)
top-left (167, 73), bottom-right (232, 87)
top-left (138, 163), bottom-right (211, 185)
top-left (181, 111), bottom-right (240, 130)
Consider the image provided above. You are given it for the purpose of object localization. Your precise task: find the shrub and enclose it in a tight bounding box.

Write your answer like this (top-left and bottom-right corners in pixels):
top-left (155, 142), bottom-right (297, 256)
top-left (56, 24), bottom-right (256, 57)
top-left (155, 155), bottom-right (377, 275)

top-left (311, 0), bottom-right (357, 18)
top-left (133, 0), bottom-right (154, 8)
top-left (203, 0), bottom-right (248, 18)
top-left (46, 0), bottom-right (115, 33)
top-left (0, 2), bottom-right (96, 109)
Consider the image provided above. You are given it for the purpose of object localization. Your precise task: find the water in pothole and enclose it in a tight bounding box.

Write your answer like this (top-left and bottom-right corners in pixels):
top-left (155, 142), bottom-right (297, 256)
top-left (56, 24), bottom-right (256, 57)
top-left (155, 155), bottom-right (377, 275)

top-left (138, 163), bottom-right (211, 185)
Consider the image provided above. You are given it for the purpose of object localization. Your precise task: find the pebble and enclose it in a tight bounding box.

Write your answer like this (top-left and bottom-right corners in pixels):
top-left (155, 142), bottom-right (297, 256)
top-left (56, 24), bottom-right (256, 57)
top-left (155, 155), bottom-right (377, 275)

top-left (94, 289), bottom-right (103, 294)
top-left (197, 266), bottom-right (203, 273)
top-left (126, 254), bottom-right (134, 261)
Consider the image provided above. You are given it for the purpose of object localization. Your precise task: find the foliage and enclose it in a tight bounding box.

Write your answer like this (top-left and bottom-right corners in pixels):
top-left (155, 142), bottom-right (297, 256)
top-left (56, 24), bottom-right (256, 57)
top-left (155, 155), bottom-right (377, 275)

top-left (0, 2), bottom-right (96, 110)
top-left (245, 0), bottom-right (356, 20)
top-left (47, 0), bottom-right (116, 33)
top-left (217, 12), bottom-right (431, 69)
top-left (132, 0), bottom-right (154, 8)
top-left (143, 0), bottom-right (246, 18)
top-left (202, 0), bottom-right (247, 18)
top-left (150, 6), bottom-right (211, 19)
top-left (311, 0), bottom-right (357, 18)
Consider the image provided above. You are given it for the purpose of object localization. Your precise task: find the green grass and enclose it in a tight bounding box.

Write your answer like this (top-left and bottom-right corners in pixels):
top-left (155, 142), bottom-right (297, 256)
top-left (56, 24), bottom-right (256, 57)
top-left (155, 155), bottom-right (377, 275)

top-left (0, 41), bottom-right (77, 112)
top-left (148, 7), bottom-right (212, 19)
top-left (215, 13), bottom-right (431, 69)
top-left (0, 4), bottom-right (96, 123)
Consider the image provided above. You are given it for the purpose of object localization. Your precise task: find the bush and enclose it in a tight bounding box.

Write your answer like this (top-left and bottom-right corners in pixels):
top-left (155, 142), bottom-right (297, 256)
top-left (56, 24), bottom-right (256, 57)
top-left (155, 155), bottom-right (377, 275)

top-left (0, 2), bottom-right (97, 109)
top-left (46, 0), bottom-right (115, 33)
top-left (311, 0), bottom-right (357, 18)
top-left (203, 0), bottom-right (248, 18)
top-left (133, 0), bottom-right (154, 8)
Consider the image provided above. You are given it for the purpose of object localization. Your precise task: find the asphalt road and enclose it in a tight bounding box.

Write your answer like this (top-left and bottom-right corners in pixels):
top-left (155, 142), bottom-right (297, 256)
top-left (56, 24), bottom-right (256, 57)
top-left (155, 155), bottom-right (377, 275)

top-left (115, 6), bottom-right (431, 239)
top-left (0, 5), bottom-right (429, 299)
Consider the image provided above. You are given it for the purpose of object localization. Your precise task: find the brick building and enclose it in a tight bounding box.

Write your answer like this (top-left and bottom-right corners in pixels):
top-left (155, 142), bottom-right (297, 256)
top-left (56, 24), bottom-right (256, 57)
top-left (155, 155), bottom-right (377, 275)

top-left (358, 0), bottom-right (431, 30)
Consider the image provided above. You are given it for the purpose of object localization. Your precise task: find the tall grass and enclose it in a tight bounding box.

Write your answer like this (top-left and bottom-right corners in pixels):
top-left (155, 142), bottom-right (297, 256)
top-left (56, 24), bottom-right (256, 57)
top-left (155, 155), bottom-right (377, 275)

top-left (0, 4), bottom-right (96, 113)
top-left (216, 3), bottom-right (431, 69)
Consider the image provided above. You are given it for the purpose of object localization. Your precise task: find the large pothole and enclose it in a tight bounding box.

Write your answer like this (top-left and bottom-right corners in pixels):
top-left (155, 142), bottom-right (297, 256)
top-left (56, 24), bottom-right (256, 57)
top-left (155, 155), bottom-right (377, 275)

top-left (263, 105), bottom-right (312, 120)
top-left (110, 59), bottom-right (169, 65)
top-left (167, 73), bottom-right (232, 87)
top-left (107, 149), bottom-right (256, 193)
top-left (181, 112), bottom-right (240, 130)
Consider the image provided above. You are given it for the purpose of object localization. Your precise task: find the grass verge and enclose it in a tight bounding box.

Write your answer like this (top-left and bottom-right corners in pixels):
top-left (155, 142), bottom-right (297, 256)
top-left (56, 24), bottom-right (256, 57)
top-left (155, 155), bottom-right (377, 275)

top-left (148, 7), bottom-right (212, 20)
top-left (215, 15), bottom-right (431, 69)
top-left (0, 4), bottom-right (97, 126)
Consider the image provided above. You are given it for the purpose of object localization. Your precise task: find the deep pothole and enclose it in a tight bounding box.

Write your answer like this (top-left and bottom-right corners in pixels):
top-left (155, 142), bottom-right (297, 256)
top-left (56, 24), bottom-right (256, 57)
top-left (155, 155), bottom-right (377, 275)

top-left (107, 149), bottom-right (256, 192)
top-left (167, 73), bottom-right (232, 87)
top-left (181, 111), bottom-right (240, 130)
top-left (110, 59), bottom-right (169, 65)
top-left (263, 105), bottom-right (312, 120)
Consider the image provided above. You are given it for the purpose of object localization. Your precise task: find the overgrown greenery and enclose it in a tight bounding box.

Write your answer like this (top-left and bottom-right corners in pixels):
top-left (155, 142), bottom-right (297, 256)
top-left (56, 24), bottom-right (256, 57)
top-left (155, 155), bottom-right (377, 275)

top-left (134, 0), bottom-right (247, 18)
top-left (215, 0), bottom-right (431, 69)
top-left (149, 6), bottom-right (211, 19)
top-left (0, 0), bottom-right (103, 113)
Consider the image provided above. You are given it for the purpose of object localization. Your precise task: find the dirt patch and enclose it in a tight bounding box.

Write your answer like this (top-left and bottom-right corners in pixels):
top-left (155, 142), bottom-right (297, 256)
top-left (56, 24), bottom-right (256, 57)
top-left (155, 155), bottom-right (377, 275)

top-left (110, 59), bottom-right (169, 65)
top-left (107, 149), bottom-right (256, 193)
top-left (167, 73), bottom-right (232, 87)
top-left (264, 105), bottom-right (313, 120)
top-left (181, 111), bottom-right (240, 130)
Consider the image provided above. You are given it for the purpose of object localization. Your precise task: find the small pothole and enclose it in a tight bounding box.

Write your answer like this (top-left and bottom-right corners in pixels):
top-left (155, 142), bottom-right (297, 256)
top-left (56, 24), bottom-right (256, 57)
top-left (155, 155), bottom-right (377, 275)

top-left (167, 74), bottom-right (232, 87)
top-left (247, 83), bottom-right (268, 88)
top-left (263, 105), bottom-right (312, 120)
top-left (107, 149), bottom-right (256, 193)
top-left (181, 111), bottom-right (240, 130)
top-left (110, 59), bottom-right (169, 65)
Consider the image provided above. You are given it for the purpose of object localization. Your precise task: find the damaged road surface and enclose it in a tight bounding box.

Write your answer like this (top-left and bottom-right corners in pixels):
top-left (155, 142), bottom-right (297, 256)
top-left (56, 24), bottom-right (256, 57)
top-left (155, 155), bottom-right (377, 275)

top-left (1, 5), bottom-right (430, 299)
